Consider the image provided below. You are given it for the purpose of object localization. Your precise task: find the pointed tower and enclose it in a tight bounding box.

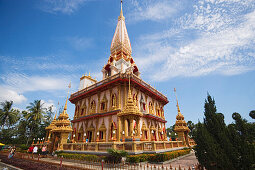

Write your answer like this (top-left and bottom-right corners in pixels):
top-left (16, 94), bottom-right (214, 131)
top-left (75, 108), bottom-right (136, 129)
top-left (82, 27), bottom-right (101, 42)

top-left (69, 1), bottom-right (169, 152)
top-left (102, 0), bottom-right (140, 79)
top-left (51, 96), bottom-right (73, 150)
top-left (118, 73), bottom-right (142, 140)
top-left (173, 88), bottom-right (190, 146)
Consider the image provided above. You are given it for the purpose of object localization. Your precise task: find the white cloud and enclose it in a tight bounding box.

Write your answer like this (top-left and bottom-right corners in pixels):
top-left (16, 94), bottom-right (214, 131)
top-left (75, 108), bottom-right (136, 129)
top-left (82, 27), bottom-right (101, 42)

top-left (40, 0), bottom-right (88, 14)
top-left (128, 0), bottom-right (181, 22)
top-left (0, 86), bottom-right (27, 104)
top-left (0, 73), bottom-right (76, 104)
top-left (1, 73), bottom-right (70, 93)
top-left (41, 99), bottom-right (56, 111)
top-left (0, 55), bottom-right (88, 72)
top-left (134, 0), bottom-right (255, 81)
top-left (67, 36), bottom-right (94, 51)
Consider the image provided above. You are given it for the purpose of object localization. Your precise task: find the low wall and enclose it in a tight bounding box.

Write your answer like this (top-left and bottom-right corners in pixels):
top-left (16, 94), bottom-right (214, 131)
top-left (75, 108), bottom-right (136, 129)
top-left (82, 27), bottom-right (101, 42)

top-left (61, 140), bottom-right (186, 154)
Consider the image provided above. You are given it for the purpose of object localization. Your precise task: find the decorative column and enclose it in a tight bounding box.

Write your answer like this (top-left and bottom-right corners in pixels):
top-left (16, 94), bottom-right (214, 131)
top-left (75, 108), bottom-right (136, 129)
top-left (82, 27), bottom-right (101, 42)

top-left (117, 117), bottom-right (121, 141)
top-left (118, 85), bottom-right (121, 109)
top-left (124, 119), bottom-right (128, 137)
top-left (124, 82), bottom-right (126, 105)
top-left (130, 118), bottom-right (134, 137)
top-left (97, 93), bottom-right (100, 113)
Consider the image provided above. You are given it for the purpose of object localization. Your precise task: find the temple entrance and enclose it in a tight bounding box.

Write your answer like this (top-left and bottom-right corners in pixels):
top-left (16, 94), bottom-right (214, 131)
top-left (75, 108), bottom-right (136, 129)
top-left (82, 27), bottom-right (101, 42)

top-left (51, 133), bottom-right (60, 152)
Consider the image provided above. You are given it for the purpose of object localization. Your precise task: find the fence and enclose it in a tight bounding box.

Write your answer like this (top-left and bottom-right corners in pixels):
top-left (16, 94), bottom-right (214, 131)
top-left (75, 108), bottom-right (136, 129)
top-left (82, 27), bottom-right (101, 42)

top-left (1, 152), bottom-right (202, 170)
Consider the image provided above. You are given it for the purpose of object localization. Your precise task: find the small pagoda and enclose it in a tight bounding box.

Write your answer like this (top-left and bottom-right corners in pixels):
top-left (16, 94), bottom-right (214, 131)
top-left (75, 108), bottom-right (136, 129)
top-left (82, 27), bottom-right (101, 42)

top-left (45, 96), bottom-right (73, 152)
top-left (173, 89), bottom-right (190, 147)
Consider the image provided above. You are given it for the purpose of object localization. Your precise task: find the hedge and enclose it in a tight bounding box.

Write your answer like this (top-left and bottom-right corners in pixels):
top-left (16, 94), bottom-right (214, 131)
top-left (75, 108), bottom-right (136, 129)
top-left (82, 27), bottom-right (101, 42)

top-left (57, 153), bottom-right (102, 162)
top-left (126, 148), bottom-right (191, 163)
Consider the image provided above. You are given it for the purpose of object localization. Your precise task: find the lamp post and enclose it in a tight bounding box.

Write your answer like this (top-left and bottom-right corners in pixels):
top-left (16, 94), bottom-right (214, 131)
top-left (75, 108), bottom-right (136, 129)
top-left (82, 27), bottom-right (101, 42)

top-left (175, 133), bottom-right (178, 141)
top-left (112, 130), bottom-right (116, 141)
top-left (96, 131), bottom-right (99, 142)
top-left (73, 134), bottom-right (75, 143)
top-left (132, 130), bottom-right (135, 141)
top-left (122, 130), bottom-right (125, 142)
top-left (83, 133), bottom-right (86, 143)
top-left (151, 130), bottom-right (154, 141)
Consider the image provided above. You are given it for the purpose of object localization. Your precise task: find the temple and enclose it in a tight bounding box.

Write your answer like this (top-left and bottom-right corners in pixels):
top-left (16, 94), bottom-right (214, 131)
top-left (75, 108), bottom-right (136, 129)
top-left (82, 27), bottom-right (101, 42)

top-left (41, 1), bottom-right (194, 153)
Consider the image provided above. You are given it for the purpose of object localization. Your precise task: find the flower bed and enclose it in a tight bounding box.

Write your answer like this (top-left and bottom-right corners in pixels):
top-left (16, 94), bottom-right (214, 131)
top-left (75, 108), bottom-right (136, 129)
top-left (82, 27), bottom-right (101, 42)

top-left (127, 148), bottom-right (191, 163)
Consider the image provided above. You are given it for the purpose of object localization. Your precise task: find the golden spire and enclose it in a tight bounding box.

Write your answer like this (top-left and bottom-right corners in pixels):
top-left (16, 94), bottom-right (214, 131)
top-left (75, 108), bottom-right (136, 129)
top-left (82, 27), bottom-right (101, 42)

top-left (174, 88), bottom-right (184, 119)
top-left (119, 0), bottom-right (124, 20)
top-left (127, 72), bottom-right (133, 101)
top-left (174, 88), bottom-right (181, 113)
top-left (117, 72), bottom-right (142, 117)
top-left (173, 88), bottom-right (189, 133)
top-left (120, 0), bottom-right (123, 17)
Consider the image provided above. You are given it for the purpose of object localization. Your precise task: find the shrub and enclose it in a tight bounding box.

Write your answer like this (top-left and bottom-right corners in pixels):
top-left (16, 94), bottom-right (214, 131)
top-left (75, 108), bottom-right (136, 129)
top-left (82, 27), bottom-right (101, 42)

top-left (57, 153), bottom-right (101, 162)
top-left (126, 148), bottom-right (191, 163)
top-left (19, 144), bottom-right (29, 151)
top-left (126, 155), bottom-right (140, 163)
top-left (105, 149), bottom-right (127, 163)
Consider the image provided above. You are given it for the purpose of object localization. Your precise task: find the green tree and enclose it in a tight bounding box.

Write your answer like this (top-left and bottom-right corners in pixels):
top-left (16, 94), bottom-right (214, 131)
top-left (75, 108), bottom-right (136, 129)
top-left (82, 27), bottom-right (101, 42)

top-left (166, 125), bottom-right (177, 140)
top-left (26, 100), bottom-right (45, 122)
top-left (249, 110), bottom-right (255, 119)
top-left (228, 113), bottom-right (255, 169)
top-left (16, 111), bottom-right (31, 144)
top-left (25, 100), bottom-right (46, 143)
top-left (187, 120), bottom-right (195, 137)
top-left (194, 94), bottom-right (237, 169)
top-left (0, 101), bottom-right (20, 129)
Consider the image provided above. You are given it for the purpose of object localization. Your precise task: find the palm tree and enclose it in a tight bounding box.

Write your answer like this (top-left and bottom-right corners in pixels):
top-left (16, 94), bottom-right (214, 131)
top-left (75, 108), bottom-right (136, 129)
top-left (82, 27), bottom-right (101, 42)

top-left (26, 100), bottom-right (45, 123)
top-left (0, 101), bottom-right (19, 129)
top-left (25, 100), bottom-right (46, 142)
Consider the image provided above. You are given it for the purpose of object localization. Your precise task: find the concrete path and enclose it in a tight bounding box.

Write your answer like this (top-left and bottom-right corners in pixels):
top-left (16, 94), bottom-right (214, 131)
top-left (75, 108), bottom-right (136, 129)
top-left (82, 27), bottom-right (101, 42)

top-left (0, 161), bottom-right (23, 170)
top-left (163, 152), bottom-right (198, 169)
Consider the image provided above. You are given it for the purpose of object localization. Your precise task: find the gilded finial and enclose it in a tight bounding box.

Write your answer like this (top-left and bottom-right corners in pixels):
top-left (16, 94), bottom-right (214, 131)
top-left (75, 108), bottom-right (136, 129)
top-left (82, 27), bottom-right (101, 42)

top-left (64, 83), bottom-right (71, 111)
top-left (89, 72), bottom-right (91, 77)
top-left (118, 0), bottom-right (125, 20)
top-left (174, 88), bottom-right (181, 113)
top-left (120, 0), bottom-right (123, 16)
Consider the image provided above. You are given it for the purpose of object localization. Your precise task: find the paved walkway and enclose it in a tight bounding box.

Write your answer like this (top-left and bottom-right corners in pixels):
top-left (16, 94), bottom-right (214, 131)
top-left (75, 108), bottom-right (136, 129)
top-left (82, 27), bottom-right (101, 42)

top-left (164, 152), bottom-right (198, 169)
top-left (1, 151), bottom-right (199, 170)
top-left (0, 161), bottom-right (23, 170)
top-left (37, 152), bottom-right (198, 169)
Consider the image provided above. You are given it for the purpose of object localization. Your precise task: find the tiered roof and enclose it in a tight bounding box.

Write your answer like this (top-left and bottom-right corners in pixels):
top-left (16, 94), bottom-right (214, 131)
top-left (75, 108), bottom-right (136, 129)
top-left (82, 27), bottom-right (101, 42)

top-left (52, 97), bottom-right (73, 133)
top-left (174, 91), bottom-right (190, 132)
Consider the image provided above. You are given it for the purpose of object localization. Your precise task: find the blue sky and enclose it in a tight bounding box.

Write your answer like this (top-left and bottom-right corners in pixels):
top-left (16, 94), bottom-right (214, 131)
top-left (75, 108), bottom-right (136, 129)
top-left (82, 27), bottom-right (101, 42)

top-left (0, 0), bottom-right (254, 127)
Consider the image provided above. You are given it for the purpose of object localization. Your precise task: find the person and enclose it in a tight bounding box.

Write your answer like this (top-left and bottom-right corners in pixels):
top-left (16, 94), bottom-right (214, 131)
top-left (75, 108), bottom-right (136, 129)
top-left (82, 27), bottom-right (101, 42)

top-left (8, 146), bottom-right (16, 159)
top-left (41, 145), bottom-right (47, 157)
top-left (27, 145), bottom-right (34, 154)
top-left (33, 145), bottom-right (38, 155)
